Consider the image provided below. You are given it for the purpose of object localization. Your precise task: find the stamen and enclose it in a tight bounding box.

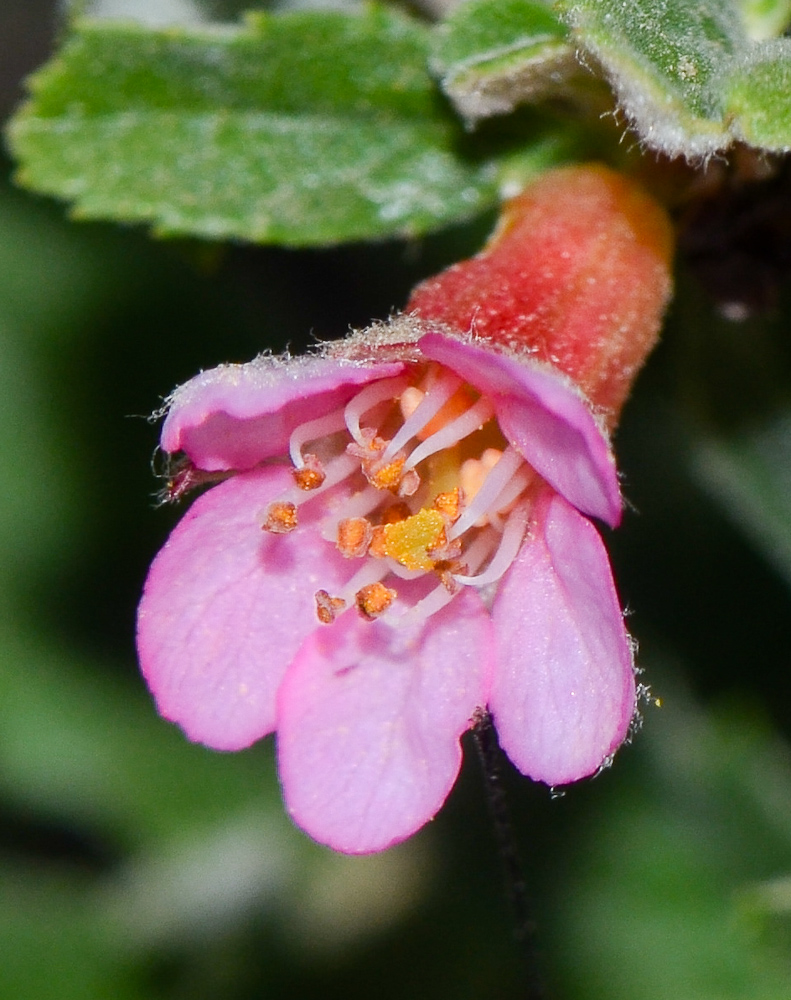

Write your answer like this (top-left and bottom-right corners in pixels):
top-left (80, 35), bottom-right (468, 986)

top-left (262, 452), bottom-right (360, 534)
top-left (433, 488), bottom-right (462, 521)
top-left (452, 503), bottom-right (530, 587)
top-left (456, 528), bottom-right (499, 578)
top-left (344, 376), bottom-right (410, 448)
top-left (337, 517), bottom-right (374, 558)
top-left (356, 582), bottom-right (397, 620)
top-left (286, 369), bottom-right (538, 630)
top-left (403, 397), bottom-right (496, 472)
top-left (448, 448), bottom-right (525, 541)
top-left (315, 560), bottom-right (393, 624)
top-left (387, 581), bottom-right (456, 628)
top-left (315, 590), bottom-right (347, 624)
top-left (365, 456), bottom-right (407, 492)
top-left (485, 465), bottom-right (534, 515)
top-left (293, 453), bottom-right (326, 491)
top-left (320, 486), bottom-right (383, 542)
top-left (311, 451), bottom-right (360, 492)
top-left (380, 370), bottom-right (463, 464)
top-left (263, 501), bottom-right (298, 534)
top-left (288, 407), bottom-right (348, 469)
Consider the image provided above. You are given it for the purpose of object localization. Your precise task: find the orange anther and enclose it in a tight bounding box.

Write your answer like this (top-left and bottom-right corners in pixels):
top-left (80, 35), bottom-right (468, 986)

top-left (366, 456), bottom-right (406, 492)
top-left (263, 501), bottom-right (298, 534)
top-left (355, 582), bottom-right (397, 620)
top-left (315, 590), bottom-right (347, 624)
top-left (293, 454), bottom-right (326, 491)
top-left (368, 525), bottom-right (388, 560)
top-left (433, 488), bottom-right (462, 521)
top-left (433, 560), bottom-right (463, 593)
top-left (337, 517), bottom-right (373, 558)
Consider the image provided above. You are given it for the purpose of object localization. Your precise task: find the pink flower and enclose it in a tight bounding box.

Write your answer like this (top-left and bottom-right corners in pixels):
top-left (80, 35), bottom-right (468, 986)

top-left (137, 166), bottom-right (674, 853)
top-left (137, 318), bottom-right (634, 853)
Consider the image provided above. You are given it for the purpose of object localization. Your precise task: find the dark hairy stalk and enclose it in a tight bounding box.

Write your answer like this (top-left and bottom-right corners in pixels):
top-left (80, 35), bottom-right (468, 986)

top-left (471, 708), bottom-right (547, 1000)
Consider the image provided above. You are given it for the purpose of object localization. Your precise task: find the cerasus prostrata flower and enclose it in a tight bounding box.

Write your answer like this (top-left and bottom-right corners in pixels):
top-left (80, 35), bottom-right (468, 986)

top-left (137, 165), bottom-right (673, 854)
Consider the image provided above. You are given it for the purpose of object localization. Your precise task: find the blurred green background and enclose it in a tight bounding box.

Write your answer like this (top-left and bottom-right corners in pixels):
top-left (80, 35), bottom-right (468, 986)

top-left (2, 3), bottom-right (791, 998)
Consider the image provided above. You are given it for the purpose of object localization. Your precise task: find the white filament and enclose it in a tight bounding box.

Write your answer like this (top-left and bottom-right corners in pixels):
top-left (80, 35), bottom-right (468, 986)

top-left (343, 375), bottom-right (410, 447)
top-left (453, 503), bottom-right (529, 587)
top-left (319, 486), bottom-right (383, 542)
top-left (288, 406), bottom-right (348, 468)
top-left (484, 465), bottom-right (534, 527)
top-left (384, 559), bottom-right (426, 581)
top-left (268, 451), bottom-right (359, 518)
top-left (387, 581), bottom-right (456, 628)
top-left (403, 397), bottom-right (496, 472)
top-left (335, 560), bottom-right (392, 608)
top-left (448, 447), bottom-right (525, 541)
top-left (380, 371), bottom-right (463, 464)
top-left (300, 451), bottom-right (358, 494)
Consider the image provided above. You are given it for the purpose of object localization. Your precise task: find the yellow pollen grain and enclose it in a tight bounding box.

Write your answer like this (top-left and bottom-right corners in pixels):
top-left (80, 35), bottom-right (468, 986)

top-left (368, 507), bottom-right (447, 572)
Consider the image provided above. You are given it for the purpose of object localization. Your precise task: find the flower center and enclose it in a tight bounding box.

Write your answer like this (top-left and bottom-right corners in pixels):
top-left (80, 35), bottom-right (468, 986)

top-left (262, 363), bottom-right (536, 625)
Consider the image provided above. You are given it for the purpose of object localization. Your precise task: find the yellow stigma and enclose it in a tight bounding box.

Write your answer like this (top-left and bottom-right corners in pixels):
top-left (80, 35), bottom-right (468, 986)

top-left (369, 507), bottom-right (447, 572)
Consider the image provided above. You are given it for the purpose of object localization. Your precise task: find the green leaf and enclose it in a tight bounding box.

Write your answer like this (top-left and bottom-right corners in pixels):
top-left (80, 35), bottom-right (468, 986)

top-left (738, 0), bottom-right (791, 40)
top-left (558, 0), bottom-right (747, 158)
top-left (724, 40), bottom-right (791, 149)
top-left (7, 9), bottom-right (498, 246)
top-left (430, 0), bottom-right (578, 122)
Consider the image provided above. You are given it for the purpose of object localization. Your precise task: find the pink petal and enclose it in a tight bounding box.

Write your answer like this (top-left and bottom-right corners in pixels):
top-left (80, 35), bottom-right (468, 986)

top-left (490, 489), bottom-right (635, 785)
top-left (276, 590), bottom-right (494, 853)
top-left (417, 333), bottom-right (621, 527)
top-left (137, 466), bottom-right (355, 750)
top-left (162, 356), bottom-right (406, 471)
